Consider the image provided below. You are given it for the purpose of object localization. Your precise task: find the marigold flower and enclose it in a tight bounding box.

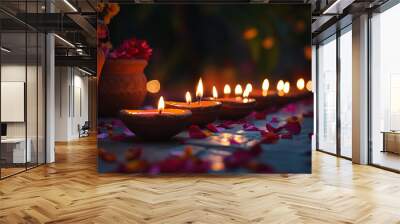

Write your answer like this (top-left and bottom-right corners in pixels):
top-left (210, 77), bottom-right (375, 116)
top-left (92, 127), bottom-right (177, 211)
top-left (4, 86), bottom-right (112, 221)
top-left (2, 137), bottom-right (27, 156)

top-left (107, 3), bottom-right (120, 17)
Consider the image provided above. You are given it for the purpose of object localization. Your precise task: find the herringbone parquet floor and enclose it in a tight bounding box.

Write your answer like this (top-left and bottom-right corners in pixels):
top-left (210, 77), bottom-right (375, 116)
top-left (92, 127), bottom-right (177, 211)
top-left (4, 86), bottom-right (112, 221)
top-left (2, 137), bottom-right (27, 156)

top-left (1, 136), bottom-right (400, 224)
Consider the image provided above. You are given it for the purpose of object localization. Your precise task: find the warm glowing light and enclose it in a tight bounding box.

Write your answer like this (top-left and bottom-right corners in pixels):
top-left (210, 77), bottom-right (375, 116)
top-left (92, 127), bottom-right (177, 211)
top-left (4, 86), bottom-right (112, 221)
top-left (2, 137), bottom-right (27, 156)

top-left (224, 84), bottom-right (231, 96)
top-left (283, 81), bottom-right (290, 94)
top-left (235, 84), bottom-right (243, 96)
top-left (186, 91), bottom-right (192, 104)
top-left (243, 89), bottom-right (250, 98)
top-left (196, 78), bottom-right (204, 99)
top-left (262, 79), bottom-right (269, 96)
top-left (262, 37), bottom-right (274, 49)
top-left (306, 80), bottom-right (313, 91)
top-left (243, 27), bottom-right (258, 40)
top-left (245, 83), bottom-right (252, 94)
top-left (146, 80), bottom-right (161, 93)
top-left (297, 78), bottom-right (305, 90)
top-left (304, 46), bottom-right (312, 60)
top-left (212, 86), bottom-right (218, 99)
top-left (277, 80), bottom-right (284, 91)
top-left (158, 96), bottom-right (165, 113)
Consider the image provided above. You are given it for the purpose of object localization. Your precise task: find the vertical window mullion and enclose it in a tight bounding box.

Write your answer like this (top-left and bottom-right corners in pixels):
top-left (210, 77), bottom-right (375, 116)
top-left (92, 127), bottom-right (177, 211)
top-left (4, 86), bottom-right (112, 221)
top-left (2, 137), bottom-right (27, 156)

top-left (336, 28), bottom-right (341, 157)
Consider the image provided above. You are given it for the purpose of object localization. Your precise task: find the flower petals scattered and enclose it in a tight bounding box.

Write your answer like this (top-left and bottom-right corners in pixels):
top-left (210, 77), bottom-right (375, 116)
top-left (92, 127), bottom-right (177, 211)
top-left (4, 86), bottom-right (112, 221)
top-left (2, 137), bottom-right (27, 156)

top-left (188, 125), bottom-right (208, 139)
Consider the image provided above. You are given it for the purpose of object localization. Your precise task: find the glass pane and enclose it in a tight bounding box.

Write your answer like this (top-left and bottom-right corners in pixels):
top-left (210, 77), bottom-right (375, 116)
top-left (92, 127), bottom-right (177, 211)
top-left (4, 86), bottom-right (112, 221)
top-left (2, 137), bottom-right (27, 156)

top-left (38, 33), bottom-right (45, 165)
top-left (371, 4), bottom-right (400, 171)
top-left (317, 36), bottom-right (337, 154)
top-left (1, 31), bottom-right (28, 177)
top-left (27, 31), bottom-right (38, 169)
top-left (339, 28), bottom-right (352, 158)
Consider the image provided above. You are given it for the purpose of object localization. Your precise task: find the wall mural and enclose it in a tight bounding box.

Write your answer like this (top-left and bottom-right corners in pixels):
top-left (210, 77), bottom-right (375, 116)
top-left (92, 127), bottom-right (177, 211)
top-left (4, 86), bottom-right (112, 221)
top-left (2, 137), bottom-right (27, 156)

top-left (97, 3), bottom-right (313, 174)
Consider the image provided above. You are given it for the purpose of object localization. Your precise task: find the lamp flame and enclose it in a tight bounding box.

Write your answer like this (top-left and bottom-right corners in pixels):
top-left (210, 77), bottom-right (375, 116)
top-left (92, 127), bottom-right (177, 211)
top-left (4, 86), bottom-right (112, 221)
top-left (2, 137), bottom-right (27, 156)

top-left (306, 80), bottom-right (312, 91)
top-left (277, 80), bottom-right (284, 91)
top-left (158, 96), bottom-right (165, 114)
top-left (283, 81), bottom-right (290, 94)
top-left (245, 83), bottom-right (252, 94)
top-left (224, 84), bottom-right (231, 96)
top-left (212, 86), bottom-right (218, 99)
top-left (297, 78), bottom-right (305, 90)
top-left (243, 89), bottom-right (250, 98)
top-left (262, 79), bottom-right (269, 96)
top-left (196, 78), bottom-right (204, 99)
top-left (235, 84), bottom-right (243, 96)
top-left (186, 91), bottom-right (192, 104)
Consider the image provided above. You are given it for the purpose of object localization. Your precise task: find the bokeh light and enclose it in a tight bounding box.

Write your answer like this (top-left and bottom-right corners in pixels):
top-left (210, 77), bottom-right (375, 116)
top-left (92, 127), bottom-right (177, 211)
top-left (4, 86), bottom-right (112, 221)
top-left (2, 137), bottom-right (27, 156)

top-left (295, 20), bottom-right (305, 32)
top-left (146, 80), bottom-right (160, 93)
top-left (277, 80), bottom-right (284, 91)
top-left (297, 78), bottom-right (305, 90)
top-left (243, 27), bottom-right (258, 40)
top-left (304, 46), bottom-right (312, 60)
top-left (283, 81), bottom-right (290, 94)
top-left (262, 37), bottom-right (274, 49)
top-left (306, 80), bottom-right (312, 91)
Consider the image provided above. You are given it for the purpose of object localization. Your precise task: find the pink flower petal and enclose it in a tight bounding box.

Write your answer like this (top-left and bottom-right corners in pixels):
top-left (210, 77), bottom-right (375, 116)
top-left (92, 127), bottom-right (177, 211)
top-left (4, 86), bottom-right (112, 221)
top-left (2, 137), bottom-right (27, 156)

top-left (110, 134), bottom-right (125, 141)
top-left (218, 121), bottom-right (234, 129)
top-left (125, 147), bottom-right (142, 161)
top-left (266, 123), bottom-right (283, 133)
top-left (280, 132), bottom-right (293, 139)
top-left (270, 116), bottom-right (279, 123)
top-left (229, 138), bottom-right (240, 145)
top-left (254, 111), bottom-right (267, 120)
top-left (243, 123), bottom-right (260, 131)
top-left (188, 125), bottom-right (208, 139)
top-left (260, 131), bottom-right (280, 144)
top-left (283, 117), bottom-right (301, 135)
top-left (283, 103), bottom-right (297, 113)
top-left (123, 128), bottom-right (135, 137)
top-left (206, 123), bottom-right (219, 133)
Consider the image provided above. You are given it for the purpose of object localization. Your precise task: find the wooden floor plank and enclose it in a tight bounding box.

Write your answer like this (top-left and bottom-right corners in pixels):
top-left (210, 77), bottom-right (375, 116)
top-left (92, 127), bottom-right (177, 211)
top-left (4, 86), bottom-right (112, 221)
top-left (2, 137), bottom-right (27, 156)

top-left (0, 136), bottom-right (399, 223)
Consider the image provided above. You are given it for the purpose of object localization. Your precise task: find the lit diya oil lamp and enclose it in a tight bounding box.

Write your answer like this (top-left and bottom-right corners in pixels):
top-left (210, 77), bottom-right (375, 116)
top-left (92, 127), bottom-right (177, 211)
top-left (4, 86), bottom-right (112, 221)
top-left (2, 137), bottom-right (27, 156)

top-left (294, 78), bottom-right (313, 99)
top-left (252, 78), bottom-right (280, 110)
top-left (280, 78), bottom-right (313, 103)
top-left (165, 78), bottom-right (221, 126)
top-left (217, 84), bottom-right (256, 120)
top-left (277, 80), bottom-right (295, 105)
top-left (120, 96), bottom-right (192, 140)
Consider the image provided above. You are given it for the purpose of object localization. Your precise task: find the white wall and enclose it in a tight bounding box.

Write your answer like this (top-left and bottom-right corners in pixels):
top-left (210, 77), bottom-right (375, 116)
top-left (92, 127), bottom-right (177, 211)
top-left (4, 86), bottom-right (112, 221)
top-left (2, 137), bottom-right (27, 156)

top-left (54, 67), bottom-right (89, 141)
top-left (1, 63), bottom-right (46, 164)
top-left (1, 65), bottom-right (39, 138)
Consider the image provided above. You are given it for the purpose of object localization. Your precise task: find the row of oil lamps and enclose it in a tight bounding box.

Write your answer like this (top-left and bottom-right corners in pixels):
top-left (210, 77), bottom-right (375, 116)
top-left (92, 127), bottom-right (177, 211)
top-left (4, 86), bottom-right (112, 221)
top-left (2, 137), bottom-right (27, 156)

top-left (120, 78), bottom-right (312, 140)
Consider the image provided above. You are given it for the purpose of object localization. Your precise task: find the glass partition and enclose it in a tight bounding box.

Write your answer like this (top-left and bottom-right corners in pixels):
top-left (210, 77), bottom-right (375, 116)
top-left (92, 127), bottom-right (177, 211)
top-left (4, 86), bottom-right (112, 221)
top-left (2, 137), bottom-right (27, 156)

top-left (370, 3), bottom-right (400, 171)
top-left (317, 35), bottom-right (337, 154)
top-left (339, 27), bottom-right (352, 158)
top-left (1, 31), bottom-right (28, 177)
top-left (0, 1), bottom-right (46, 179)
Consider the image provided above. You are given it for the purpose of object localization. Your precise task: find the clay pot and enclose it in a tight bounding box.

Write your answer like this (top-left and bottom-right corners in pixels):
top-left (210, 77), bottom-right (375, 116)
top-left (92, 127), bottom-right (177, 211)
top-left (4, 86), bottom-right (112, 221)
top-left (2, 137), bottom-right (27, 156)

top-left (99, 59), bottom-right (148, 117)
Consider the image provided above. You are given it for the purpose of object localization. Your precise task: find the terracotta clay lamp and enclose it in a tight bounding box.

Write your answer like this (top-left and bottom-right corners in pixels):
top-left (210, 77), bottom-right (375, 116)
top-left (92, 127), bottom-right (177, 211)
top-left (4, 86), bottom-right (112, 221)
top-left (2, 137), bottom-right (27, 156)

top-left (277, 79), bottom-right (312, 104)
top-left (253, 78), bottom-right (280, 110)
top-left (217, 84), bottom-right (256, 120)
top-left (293, 78), bottom-right (313, 100)
top-left (120, 96), bottom-right (192, 141)
top-left (264, 79), bottom-right (292, 106)
top-left (166, 78), bottom-right (221, 126)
